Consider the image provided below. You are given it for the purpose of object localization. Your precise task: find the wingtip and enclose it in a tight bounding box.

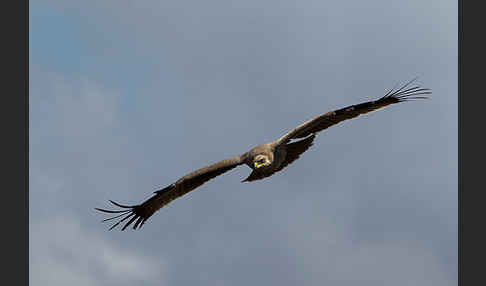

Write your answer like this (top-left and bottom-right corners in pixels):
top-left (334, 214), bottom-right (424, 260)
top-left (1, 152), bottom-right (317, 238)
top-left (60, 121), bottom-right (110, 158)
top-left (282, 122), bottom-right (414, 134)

top-left (381, 78), bottom-right (431, 103)
top-left (122, 215), bottom-right (138, 231)
top-left (109, 200), bottom-right (136, 209)
top-left (96, 200), bottom-right (143, 231)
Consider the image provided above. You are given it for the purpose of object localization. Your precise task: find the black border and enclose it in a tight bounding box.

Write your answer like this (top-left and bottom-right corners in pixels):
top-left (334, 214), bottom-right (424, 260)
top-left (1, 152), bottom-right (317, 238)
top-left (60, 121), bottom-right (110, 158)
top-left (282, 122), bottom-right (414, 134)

top-left (460, 1), bottom-right (484, 285)
top-left (4, 0), bottom-right (28, 285)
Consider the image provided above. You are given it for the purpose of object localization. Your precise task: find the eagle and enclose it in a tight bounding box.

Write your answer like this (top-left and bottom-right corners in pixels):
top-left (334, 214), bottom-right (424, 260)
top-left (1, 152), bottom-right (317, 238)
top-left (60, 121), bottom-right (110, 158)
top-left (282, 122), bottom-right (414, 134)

top-left (96, 78), bottom-right (430, 231)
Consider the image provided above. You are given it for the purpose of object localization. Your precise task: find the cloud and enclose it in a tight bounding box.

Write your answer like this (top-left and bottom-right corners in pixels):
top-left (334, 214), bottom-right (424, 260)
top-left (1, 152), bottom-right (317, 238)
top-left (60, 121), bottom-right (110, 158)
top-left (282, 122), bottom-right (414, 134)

top-left (29, 69), bottom-right (120, 142)
top-left (29, 67), bottom-right (152, 205)
top-left (281, 205), bottom-right (453, 286)
top-left (29, 69), bottom-right (173, 284)
top-left (30, 215), bottom-right (169, 286)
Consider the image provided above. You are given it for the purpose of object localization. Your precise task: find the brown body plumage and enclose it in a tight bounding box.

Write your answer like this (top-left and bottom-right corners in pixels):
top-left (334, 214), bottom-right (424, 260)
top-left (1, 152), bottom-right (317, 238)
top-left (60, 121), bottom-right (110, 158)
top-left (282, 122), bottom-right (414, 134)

top-left (96, 78), bottom-right (430, 231)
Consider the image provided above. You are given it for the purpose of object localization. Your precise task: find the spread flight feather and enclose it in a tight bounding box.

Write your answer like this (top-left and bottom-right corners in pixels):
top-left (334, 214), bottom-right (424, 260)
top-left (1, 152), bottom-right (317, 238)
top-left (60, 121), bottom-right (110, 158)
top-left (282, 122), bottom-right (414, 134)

top-left (96, 78), bottom-right (430, 231)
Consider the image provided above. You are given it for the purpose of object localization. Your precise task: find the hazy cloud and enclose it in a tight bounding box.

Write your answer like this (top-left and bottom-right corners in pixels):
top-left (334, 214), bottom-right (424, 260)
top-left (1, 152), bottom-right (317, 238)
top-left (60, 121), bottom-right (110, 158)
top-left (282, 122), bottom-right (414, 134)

top-left (30, 215), bottom-right (169, 286)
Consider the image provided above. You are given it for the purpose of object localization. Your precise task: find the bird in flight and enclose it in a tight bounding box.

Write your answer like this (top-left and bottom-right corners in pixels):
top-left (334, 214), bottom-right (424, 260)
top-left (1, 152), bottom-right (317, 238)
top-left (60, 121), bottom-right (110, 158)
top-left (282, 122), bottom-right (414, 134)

top-left (96, 78), bottom-right (430, 231)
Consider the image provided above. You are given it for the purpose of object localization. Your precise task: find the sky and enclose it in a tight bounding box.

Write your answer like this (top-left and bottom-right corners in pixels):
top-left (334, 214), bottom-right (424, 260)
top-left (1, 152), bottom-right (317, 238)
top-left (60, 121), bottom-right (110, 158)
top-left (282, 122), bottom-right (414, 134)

top-left (30, 1), bottom-right (457, 285)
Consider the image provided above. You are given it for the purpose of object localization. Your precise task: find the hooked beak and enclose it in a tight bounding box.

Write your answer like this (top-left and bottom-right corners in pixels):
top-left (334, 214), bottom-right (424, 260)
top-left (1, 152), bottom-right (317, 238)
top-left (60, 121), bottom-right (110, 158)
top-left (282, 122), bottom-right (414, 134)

top-left (254, 162), bottom-right (264, 168)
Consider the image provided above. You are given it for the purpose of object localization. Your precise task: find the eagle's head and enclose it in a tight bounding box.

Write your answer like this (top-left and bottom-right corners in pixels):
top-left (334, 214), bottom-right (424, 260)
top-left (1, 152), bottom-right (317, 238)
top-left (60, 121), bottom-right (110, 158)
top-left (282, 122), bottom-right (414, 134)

top-left (253, 154), bottom-right (271, 169)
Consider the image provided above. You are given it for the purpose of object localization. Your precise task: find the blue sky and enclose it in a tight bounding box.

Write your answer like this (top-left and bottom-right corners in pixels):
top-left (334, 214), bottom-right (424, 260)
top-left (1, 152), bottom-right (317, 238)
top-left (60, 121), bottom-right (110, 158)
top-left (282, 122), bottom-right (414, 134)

top-left (30, 1), bottom-right (457, 285)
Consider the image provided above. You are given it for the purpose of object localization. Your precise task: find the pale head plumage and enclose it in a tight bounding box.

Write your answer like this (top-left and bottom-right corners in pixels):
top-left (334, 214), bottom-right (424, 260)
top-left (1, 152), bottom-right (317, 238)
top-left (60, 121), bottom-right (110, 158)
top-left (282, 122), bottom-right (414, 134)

top-left (253, 154), bottom-right (271, 169)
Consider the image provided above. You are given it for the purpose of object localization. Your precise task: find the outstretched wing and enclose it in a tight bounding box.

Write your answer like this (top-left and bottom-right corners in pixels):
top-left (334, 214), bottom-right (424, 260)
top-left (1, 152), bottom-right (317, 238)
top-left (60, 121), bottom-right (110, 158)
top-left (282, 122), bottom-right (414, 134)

top-left (242, 134), bottom-right (316, 182)
top-left (96, 155), bottom-right (246, 231)
top-left (276, 78), bottom-right (430, 145)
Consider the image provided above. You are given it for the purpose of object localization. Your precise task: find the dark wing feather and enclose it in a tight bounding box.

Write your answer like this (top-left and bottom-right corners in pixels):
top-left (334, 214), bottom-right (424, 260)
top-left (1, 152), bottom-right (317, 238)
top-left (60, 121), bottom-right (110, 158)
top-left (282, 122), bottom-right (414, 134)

top-left (242, 134), bottom-right (316, 182)
top-left (95, 155), bottom-right (245, 230)
top-left (275, 134), bottom-right (316, 172)
top-left (277, 78), bottom-right (431, 145)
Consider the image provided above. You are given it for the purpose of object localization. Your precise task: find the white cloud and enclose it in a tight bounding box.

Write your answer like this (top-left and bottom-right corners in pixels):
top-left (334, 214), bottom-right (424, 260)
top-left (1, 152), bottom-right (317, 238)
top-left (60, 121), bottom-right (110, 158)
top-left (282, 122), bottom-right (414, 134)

top-left (30, 71), bottom-right (121, 140)
top-left (281, 204), bottom-right (452, 286)
top-left (29, 215), bottom-right (170, 286)
top-left (29, 70), bottom-right (171, 285)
